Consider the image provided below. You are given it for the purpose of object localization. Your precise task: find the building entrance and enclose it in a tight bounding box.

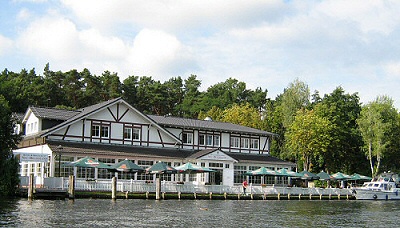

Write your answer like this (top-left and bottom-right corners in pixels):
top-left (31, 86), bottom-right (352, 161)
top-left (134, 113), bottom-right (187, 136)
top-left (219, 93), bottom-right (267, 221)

top-left (210, 169), bottom-right (223, 185)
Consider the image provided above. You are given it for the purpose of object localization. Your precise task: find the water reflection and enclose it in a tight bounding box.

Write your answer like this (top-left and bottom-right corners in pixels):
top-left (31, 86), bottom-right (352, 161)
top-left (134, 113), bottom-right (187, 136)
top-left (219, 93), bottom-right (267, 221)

top-left (1, 198), bottom-right (399, 227)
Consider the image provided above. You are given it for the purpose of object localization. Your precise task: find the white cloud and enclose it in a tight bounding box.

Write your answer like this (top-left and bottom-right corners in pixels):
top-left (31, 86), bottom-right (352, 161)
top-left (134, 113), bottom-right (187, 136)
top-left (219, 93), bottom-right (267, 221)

top-left (17, 8), bottom-right (31, 21)
top-left (127, 29), bottom-right (196, 79)
top-left (316, 0), bottom-right (400, 35)
top-left (0, 35), bottom-right (14, 56)
top-left (61, 0), bottom-right (287, 33)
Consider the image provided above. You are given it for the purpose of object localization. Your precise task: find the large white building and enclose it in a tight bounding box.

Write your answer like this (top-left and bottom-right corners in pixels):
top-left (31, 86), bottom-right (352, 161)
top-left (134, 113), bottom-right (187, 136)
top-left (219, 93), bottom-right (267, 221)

top-left (13, 97), bottom-right (295, 186)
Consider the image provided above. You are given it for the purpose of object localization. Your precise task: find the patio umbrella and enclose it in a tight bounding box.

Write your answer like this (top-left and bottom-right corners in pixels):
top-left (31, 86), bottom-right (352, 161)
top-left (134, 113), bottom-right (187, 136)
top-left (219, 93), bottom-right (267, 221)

top-left (244, 167), bottom-right (280, 185)
top-left (174, 162), bottom-right (215, 174)
top-left (147, 162), bottom-right (177, 174)
top-left (316, 171), bottom-right (333, 181)
top-left (244, 167), bottom-right (278, 176)
top-left (110, 159), bottom-right (145, 173)
top-left (63, 156), bottom-right (112, 169)
top-left (275, 168), bottom-right (301, 177)
top-left (147, 162), bottom-right (177, 200)
top-left (350, 173), bottom-right (372, 181)
top-left (331, 172), bottom-right (352, 180)
top-left (298, 170), bottom-right (320, 180)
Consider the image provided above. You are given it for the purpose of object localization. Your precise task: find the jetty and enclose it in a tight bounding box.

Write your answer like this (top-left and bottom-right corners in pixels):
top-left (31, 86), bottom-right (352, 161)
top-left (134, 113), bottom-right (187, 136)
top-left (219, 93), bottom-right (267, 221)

top-left (19, 175), bottom-right (354, 200)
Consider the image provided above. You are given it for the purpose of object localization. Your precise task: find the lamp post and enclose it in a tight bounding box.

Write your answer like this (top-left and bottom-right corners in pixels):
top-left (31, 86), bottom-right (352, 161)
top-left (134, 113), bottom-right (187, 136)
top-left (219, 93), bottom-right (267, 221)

top-left (57, 145), bottom-right (63, 177)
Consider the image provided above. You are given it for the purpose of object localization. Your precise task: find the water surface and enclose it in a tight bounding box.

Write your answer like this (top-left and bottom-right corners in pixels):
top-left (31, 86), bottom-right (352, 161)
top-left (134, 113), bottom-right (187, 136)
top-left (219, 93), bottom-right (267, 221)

top-left (1, 198), bottom-right (398, 227)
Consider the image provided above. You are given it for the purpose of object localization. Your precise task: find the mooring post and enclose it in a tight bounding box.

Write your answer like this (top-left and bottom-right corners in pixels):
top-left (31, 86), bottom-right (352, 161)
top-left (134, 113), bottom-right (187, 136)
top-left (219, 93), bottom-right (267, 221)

top-left (28, 173), bottom-right (35, 200)
top-left (209, 192), bottom-right (212, 200)
top-left (68, 175), bottom-right (75, 199)
top-left (155, 176), bottom-right (161, 200)
top-left (178, 191), bottom-right (181, 200)
top-left (111, 177), bottom-right (117, 200)
top-left (224, 192), bottom-right (227, 200)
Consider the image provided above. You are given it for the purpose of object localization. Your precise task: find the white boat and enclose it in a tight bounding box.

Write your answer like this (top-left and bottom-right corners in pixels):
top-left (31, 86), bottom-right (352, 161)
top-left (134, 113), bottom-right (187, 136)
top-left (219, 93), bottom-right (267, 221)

top-left (352, 173), bottom-right (400, 200)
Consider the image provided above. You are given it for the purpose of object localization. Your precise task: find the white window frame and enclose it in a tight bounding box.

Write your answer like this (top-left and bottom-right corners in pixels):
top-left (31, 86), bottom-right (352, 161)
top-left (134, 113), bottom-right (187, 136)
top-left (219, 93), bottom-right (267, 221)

top-left (230, 137), bottom-right (240, 148)
top-left (183, 132), bottom-right (193, 144)
top-left (132, 128), bottom-right (140, 140)
top-left (250, 139), bottom-right (259, 149)
top-left (241, 138), bottom-right (249, 149)
top-left (124, 128), bottom-right (132, 139)
top-left (213, 135), bottom-right (220, 146)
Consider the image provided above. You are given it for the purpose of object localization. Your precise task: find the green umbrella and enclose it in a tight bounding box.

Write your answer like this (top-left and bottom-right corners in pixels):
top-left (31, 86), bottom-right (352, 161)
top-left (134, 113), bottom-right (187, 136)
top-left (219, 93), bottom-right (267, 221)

top-left (298, 170), bottom-right (320, 180)
top-left (317, 171), bottom-right (333, 181)
top-left (63, 156), bottom-right (112, 169)
top-left (244, 167), bottom-right (278, 176)
top-left (276, 168), bottom-right (301, 177)
top-left (147, 162), bottom-right (177, 174)
top-left (331, 172), bottom-right (352, 180)
top-left (110, 159), bottom-right (145, 173)
top-left (174, 162), bottom-right (215, 174)
top-left (350, 173), bottom-right (372, 181)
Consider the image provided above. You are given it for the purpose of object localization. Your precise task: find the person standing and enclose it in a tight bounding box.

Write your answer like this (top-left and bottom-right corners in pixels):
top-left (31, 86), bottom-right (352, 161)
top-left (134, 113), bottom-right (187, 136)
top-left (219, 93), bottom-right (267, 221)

top-left (242, 180), bottom-right (248, 195)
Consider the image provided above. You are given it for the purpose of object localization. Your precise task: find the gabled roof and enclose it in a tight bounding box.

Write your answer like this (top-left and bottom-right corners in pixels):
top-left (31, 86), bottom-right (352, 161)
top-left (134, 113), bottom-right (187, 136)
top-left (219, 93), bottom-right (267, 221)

top-left (39, 98), bottom-right (181, 143)
top-left (22, 106), bottom-right (79, 123)
top-left (147, 115), bottom-right (276, 136)
top-left (186, 148), bottom-right (294, 166)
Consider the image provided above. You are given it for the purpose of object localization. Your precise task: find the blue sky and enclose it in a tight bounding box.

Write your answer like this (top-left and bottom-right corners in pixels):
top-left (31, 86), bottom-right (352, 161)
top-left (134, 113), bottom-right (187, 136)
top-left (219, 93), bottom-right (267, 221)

top-left (1, 0), bottom-right (400, 109)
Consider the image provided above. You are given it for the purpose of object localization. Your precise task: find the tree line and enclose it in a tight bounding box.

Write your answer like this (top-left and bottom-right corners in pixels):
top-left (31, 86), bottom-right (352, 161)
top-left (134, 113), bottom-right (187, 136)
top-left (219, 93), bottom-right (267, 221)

top-left (1, 64), bottom-right (399, 196)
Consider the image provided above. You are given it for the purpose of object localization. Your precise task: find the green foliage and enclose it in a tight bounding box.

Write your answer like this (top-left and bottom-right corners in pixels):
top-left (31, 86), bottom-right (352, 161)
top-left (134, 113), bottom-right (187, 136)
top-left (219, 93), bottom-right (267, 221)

top-left (285, 109), bottom-right (333, 172)
top-left (357, 95), bottom-right (399, 177)
top-left (220, 103), bottom-right (262, 129)
top-left (313, 87), bottom-right (365, 174)
top-left (0, 96), bottom-right (21, 196)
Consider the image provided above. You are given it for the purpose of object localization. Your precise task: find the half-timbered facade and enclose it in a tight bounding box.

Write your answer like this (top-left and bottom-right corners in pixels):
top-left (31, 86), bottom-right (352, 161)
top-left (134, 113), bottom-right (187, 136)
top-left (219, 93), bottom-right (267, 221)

top-left (13, 97), bottom-right (295, 187)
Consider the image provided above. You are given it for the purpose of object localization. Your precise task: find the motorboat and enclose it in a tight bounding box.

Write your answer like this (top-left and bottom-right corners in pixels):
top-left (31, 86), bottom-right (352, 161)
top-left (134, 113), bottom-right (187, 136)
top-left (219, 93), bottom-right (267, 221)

top-left (352, 172), bottom-right (400, 200)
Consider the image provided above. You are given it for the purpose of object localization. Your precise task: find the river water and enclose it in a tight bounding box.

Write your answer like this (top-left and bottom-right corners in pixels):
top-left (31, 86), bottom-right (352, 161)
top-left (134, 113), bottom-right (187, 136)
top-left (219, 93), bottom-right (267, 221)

top-left (1, 198), bottom-right (399, 227)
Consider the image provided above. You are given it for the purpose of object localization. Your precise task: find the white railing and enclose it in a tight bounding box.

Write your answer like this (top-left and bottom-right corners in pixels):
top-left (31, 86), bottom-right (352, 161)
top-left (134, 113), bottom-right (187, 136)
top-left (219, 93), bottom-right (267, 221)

top-left (21, 177), bottom-right (353, 196)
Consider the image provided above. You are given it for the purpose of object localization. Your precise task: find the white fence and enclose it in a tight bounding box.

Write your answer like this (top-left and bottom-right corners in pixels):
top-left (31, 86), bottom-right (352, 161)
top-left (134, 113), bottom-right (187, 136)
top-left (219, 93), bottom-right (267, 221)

top-left (20, 177), bottom-right (352, 196)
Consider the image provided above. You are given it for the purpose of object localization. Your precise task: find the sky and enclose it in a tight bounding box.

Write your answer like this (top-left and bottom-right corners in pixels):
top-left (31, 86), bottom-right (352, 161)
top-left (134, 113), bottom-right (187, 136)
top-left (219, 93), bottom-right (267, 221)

top-left (1, 0), bottom-right (400, 109)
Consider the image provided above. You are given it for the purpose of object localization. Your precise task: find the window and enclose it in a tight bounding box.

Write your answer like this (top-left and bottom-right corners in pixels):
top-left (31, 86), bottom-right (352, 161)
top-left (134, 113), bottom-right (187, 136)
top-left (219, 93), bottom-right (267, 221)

top-left (199, 134), bottom-right (205, 145)
top-left (137, 160), bottom-right (154, 181)
top-left (132, 128), bottom-right (140, 140)
top-left (101, 126), bottom-right (109, 138)
top-left (213, 135), bottom-right (220, 146)
top-left (124, 128), bottom-right (132, 139)
top-left (182, 132), bottom-right (193, 144)
top-left (92, 124), bottom-right (109, 138)
top-left (92, 125), bottom-right (100, 137)
top-left (230, 137), bottom-right (240, 148)
top-left (241, 138), bottom-right (249, 149)
top-left (199, 133), bottom-right (219, 146)
top-left (206, 135), bottom-right (213, 145)
top-left (250, 139), bottom-right (259, 149)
